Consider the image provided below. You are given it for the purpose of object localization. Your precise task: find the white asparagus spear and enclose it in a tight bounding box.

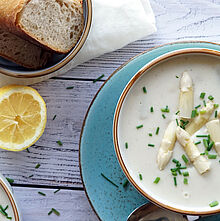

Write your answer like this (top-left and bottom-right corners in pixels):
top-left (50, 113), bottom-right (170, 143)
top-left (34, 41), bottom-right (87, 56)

top-left (178, 71), bottom-right (194, 119)
top-left (186, 101), bottom-right (215, 135)
top-left (206, 119), bottom-right (220, 155)
top-left (157, 121), bottom-right (177, 170)
top-left (176, 127), bottom-right (210, 174)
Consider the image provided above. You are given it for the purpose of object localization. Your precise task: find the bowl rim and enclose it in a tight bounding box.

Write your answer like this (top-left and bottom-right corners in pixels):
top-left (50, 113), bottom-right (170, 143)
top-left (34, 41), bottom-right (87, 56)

top-left (0, 179), bottom-right (20, 220)
top-left (113, 48), bottom-right (220, 216)
top-left (0, 0), bottom-right (92, 79)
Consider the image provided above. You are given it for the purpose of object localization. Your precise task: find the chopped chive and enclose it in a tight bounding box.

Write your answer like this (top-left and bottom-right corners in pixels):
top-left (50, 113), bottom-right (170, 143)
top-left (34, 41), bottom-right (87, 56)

top-left (162, 114), bottom-right (166, 119)
top-left (176, 76), bottom-right (179, 78)
top-left (149, 133), bottom-right (152, 137)
top-left (174, 177), bottom-right (177, 186)
top-left (183, 172), bottom-right (189, 177)
top-left (52, 115), bottom-right (57, 120)
top-left (136, 125), bottom-right (143, 129)
top-left (125, 142), bottom-right (128, 149)
top-left (203, 139), bottom-right (209, 148)
top-left (207, 141), bottom-right (214, 151)
top-left (101, 173), bottom-right (119, 188)
top-left (205, 150), bottom-right (209, 155)
top-left (35, 163), bottom-right (41, 169)
top-left (175, 110), bottom-right (180, 115)
top-left (28, 175), bottom-right (34, 178)
top-left (153, 177), bottom-right (160, 184)
top-left (48, 210), bottom-right (53, 215)
top-left (176, 119), bottom-right (179, 126)
top-left (156, 127), bottom-right (160, 135)
top-left (195, 141), bottom-right (201, 145)
top-left (184, 178), bottom-right (188, 185)
top-left (171, 168), bottom-right (178, 172)
top-left (208, 134), bottom-right (211, 143)
top-left (203, 100), bottom-right (206, 107)
top-left (26, 148), bottom-right (30, 153)
top-left (196, 135), bottom-right (208, 138)
top-left (172, 159), bottom-right (179, 164)
top-left (6, 178), bottom-right (14, 184)
top-left (66, 86), bottom-right (74, 89)
top-left (200, 110), bottom-right (206, 114)
top-left (161, 106), bottom-right (170, 113)
top-left (38, 191), bottom-right (46, 196)
top-left (148, 144), bottom-right (155, 147)
top-left (200, 92), bottom-right (206, 99)
top-left (191, 110), bottom-right (197, 118)
top-left (172, 171), bottom-right (177, 176)
top-left (139, 174), bottom-right (143, 180)
top-left (150, 107), bottom-right (154, 112)
top-left (142, 86), bottom-right (147, 93)
top-left (209, 201), bottom-right (219, 207)
top-left (56, 140), bottom-right (63, 146)
top-left (215, 111), bottom-right (218, 118)
top-left (51, 208), bottom-right (60, 216)
top-left (122, 179), bottom-right (129, 188)
top-left (4, 205), bottom-right (8, 211)
top-left (54, 189), bottom-right (60, 194)
top-left (177, 169), bottom-right (182, 175)
top-left (200, 153), bottom-right (205, 155)
top-left (182, 154), bottom-right (189, 164)
top-left (179, 166), bottom-right (187, 169)
top-left (195, 105), bottom-right (201, 109)
top-left (208, 95), bottom-right (214, 101)
top-left (93, 74), bottom-right (105, 83)
top-left (214, 104), bottom-right (219, 109)
top-left (208, 154), bottom-right (217, 159)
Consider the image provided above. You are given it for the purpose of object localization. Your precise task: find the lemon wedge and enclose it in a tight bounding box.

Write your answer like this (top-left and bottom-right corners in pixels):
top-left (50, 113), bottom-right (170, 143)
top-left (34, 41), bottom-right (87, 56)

top-left (0, 85), bottom-right (47, 151)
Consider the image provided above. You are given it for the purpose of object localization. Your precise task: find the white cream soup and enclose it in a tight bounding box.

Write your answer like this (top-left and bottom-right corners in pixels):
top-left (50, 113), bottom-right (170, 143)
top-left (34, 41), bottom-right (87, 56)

top-left (118, 54), bottom-right (220, 212)
top-left (0, 184), bottom-right (15, 220)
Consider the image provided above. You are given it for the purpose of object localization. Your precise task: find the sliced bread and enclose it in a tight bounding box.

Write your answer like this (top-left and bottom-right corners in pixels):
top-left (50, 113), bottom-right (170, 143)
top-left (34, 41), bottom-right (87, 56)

top-left (0, 29), bottom-right (51, 69)
top-left (0, 0), bottom-right (84, 54)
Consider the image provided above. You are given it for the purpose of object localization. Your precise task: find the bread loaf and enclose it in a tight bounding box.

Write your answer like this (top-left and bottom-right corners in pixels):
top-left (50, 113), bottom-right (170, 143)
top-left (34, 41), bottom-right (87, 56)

top-left (0, 0), bottom-right (84, 54)
top-left (0, 29), bottom-right (50, 69)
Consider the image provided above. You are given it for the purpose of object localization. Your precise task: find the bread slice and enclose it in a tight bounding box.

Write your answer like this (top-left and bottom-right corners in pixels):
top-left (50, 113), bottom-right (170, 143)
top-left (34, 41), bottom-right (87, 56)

top-left (0, 29), bottom-right (51, 69)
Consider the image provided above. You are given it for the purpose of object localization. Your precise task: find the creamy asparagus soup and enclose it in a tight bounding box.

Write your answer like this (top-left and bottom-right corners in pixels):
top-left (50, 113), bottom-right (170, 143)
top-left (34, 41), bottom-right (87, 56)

top-left (118, 54), bottom-right (220, 212)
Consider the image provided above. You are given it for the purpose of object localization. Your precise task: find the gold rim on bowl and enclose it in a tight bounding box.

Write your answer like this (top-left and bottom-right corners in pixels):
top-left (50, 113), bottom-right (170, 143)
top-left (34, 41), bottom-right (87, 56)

top-left (113, 48), bottom-right (220, 216)
top-left (0, 0), bottom-right (92, 79)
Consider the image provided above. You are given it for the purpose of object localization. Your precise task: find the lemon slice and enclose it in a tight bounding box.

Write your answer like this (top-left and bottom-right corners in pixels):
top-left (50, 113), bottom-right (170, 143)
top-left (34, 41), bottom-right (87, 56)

top-left (0, 85), bottom-right (47, 151)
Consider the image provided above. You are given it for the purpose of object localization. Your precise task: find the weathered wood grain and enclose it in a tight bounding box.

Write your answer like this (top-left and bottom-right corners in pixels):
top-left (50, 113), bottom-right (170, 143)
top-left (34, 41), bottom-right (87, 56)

top-left (13, 187), bottom-right (98, 221)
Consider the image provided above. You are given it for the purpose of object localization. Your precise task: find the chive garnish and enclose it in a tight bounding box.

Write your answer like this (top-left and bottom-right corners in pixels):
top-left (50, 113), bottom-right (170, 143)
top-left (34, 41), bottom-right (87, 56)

top-left (207, 141), bottom-right (214, 151)
top-left (153, 177), bottom-right (160, 184)
top-left (203, 139), bottom-right (209, 148)
top-left (205, 150), bottom-right (209, 155)
top-left (200, 153), bottom-right (205, 155)
top-left (66, 86), bottom-right (74, 89)
top-left (139, 174), bottom-right (143, 180)
top-left (176, 119), bottom-right (179, 126)
top-left (29, 175), bottom-right (34, 178)
top-left (191, 110), bottom-right (197, 118)
top-left (208, 95), bottom-right (214, 101)
top-left (171, 168), bottom-right (178, 172)
top-left (35, 163), bottom-right (41, 169)
top-left (214, 104), bottom-right (219, 109)
top-left (172, 159), bottom-right (179, 164)
top-left (195, 141), bottom-right (201, 145)
top-left (200, 110), bottom-right (206, 114)
top-left (93, 74), bottom-right (105, 83)
top-left (48, 210), bottom-right (53, 215)
top-left (209, 201), bottom-right (219, 207)
top-left (4, 205), bottom-right (8, 211)
top-left (175, 110), bottom-right (180, 115)
top-left (136, 125), bottom-right (143, 129)
top-left (56, 140), bottom-right (63, 146)
top-left (142, 86), bottom-right (147, 93)
top-left (0, 204), bottom-right (11, 219)
top-left (122, 179), bottom-right (129, 188)
top-left (196, 135), bottom-right (208, 138)
top-left (150, 107), bottom-right (154, 112)
top-left (200, 92), bottom-right (206, 99)
top-left (48, 208), bottom-right (60, 216)
top-left (195, 105), bottom-right (201, 109)
top-left (208, 154), bottom-right (217, 159)
top-left (52, 115), bottom-right (57, 120)
top-left (161, 106), bottom-right (170, 113)
top-left (156, 127), bottom-right (160, 135)
top-left (183, 172), bottom-right (189, 177)
top-left (148, 144), bottom-right (155, 147)
top-left (182, 154), bottom-right (189, 164)
top-left (215, 111), bottom-right (218, 118)
top-left (179, 166), bottom-right (187, 169)
top-left (125, 142), bottom-right (128, 149)
top-left (6, 178), bottom-right (14, 184)
top-left (176, 76), bottom-right (179, 78)
top-left (162, 114), bottom-right (166, 119)
top-left (38, 191), bottom-right (46, 196)
top-left (174, 177), bottom-right (177, 186)
top-left (54, 189), bottom-right (60, 194)
top-left (172, 171), bottom-right (177, 176)
top-left (203, 100), bottom-right (206, 107)
top-left (184, 178), bottom-right (188, 185)
top-left (101, 173), bottom-right (119, 188)
top-left (149, 133), bottom-right (152, 137)
top-left (26, 148), bottom-right (30, 153)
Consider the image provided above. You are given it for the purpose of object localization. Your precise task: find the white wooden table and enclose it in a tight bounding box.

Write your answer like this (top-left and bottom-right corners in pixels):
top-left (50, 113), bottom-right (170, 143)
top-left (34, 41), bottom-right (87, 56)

top-left (4, 0), bottom-right (220, 220)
